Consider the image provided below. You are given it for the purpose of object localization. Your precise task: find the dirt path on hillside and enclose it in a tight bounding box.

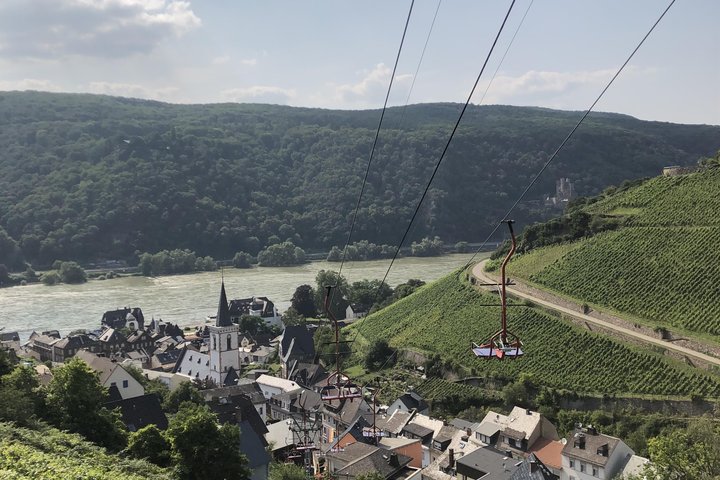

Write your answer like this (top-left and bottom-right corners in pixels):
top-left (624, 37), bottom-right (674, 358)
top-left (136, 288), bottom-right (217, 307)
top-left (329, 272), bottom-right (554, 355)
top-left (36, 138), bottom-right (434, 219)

top-left (471, 260), bottom-right (720, 369)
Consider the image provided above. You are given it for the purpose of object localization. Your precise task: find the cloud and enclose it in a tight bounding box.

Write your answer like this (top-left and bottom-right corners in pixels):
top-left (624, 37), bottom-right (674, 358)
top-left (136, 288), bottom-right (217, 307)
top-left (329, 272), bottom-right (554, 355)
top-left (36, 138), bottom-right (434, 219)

top-left (0, 78), bottom-right (63, 92)
top-left (240, 58), bottom-right (257, 66)
top-left (86, 81), bottom-right (179, 99)
top-left (221, 86), bottom-right (296, 105)
top-left (0, 0), bottom-right (201, 59)
top-left (334, 63), bottom-right (413, 106)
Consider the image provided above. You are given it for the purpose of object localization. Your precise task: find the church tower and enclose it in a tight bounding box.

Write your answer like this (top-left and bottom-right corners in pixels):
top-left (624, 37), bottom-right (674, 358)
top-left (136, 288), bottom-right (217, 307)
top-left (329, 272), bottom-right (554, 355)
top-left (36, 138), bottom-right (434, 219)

top-left (208, 280), bottom-right (240, 385)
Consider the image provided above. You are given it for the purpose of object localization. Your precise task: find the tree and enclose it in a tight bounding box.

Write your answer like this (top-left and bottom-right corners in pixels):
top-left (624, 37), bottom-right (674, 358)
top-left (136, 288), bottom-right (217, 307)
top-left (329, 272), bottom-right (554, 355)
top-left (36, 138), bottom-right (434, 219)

top-left (41, 270), bottom-right (61, 285)
top-left (356, 473), bottom-right (384, 480)
top-left (0, 264), bottom-right (9, 284)
top-left (314, 325), bottom-right (351, 365)
top-left (291, 284), bottom-right (317, 318)
top-left (410, 236), bottom-right (444, 257)
top-left (58, 261), bottom-right (87, 283)
top-left (269, 462), bottom-right (307, 480)
top-left (45, 357), bottom-right (128, 450)
top-left (232, 251), bottom-right (254, 268)
top-left (364, 340), bottom-right (396, 371)
top-left (455, 241), bottom-right (470, 253)
top-left (257, 241), bottom-right (306, 267)
top-left (281, 307), bottom-right (304, 327)
top-left (163, 381), bottom-right (204, 413)
top-left (326, 246), bottom-right (342, 262)
top-left (315, 270), bottom-right (349, 320)
top-left (125, 424), bottom-right (172, 467)
top-left (348, 279), bottom-right (393, 313)
top-left (167, 403), bottom-right (250, 480)
top-left (238, 314), bottom-right (265, 336)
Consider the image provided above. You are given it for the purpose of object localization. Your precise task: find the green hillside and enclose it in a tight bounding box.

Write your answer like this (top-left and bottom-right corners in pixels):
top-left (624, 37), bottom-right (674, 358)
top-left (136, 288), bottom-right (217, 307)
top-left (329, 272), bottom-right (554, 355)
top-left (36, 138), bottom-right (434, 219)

top-left (0, 422), bottom-right (171, 480)
top-left (1, 91), bottom-right (719, 268)
top-left (507, 164), bottom-right (720, 340)
top-left (348, 271), bottom-right (720, 397)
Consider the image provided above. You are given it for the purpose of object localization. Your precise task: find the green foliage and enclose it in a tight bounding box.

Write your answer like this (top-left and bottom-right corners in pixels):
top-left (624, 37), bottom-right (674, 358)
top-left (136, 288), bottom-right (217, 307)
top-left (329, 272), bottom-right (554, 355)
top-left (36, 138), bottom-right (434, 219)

top-left (0, 422), bottom-right (172, 480)
top-left (57, 261), bottom-right (87, 283)
top-left (355, 473), bottom-right (385, 480)
top-left (410, 236), bottom-right (444, 257)
top-left (349, 271), bottom-right (720, 397)
top-left (326, 240), bottom-right (395, 262)
top-left (125, 425), bottom-right (172, 467)
top-left (281, 307), bottom-right (304, 327)
top-left (315, 270), bottom-right (349, 320)
top-left (40, 270), bottom-right (61, 285)
top-left (641, 417), bottom-right (720, 480)
top-left (45, 358), bottom-right (127, 450)
top-left (413, 378), bottom-right (500, 417)
top-left (269, 462), bottom-right (307, 480)
top-left (315, 325), bottom-right (351, 366)
top-left (1, 93), bottom-right (716, 267)
top-left (291, 284), bottom-right (317, 318)
top-left (138, 249), bottom-right (216, 276)
top-left (166, 403), bottom-right (249, 480)
top-left (455, 241), bottom-right (470, 253)
top-left (232, 251), bottom-right (254, 268)
top-left (364, 340), bottom-right (396, 371)
top-left (257, 241), bottom-right (305, 266)
top-left (163, 381), bottom-right (204, 414)
top-left (348, 279), bottom-right (393, 313)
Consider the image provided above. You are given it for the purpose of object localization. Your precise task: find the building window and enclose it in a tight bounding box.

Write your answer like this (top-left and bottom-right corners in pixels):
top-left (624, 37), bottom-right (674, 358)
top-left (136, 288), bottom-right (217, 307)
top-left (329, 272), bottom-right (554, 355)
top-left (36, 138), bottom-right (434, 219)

top-left (227, 335), bottom-right (231, 350)
top-left (122, 380), bottom-right (128, 388)
top-left (111, 382), bottom-right (116, 387)
top-left (593, 467), bottom-right (598, 476)
top-left (580, 463), bottom-right (585, 473)
top-left (569, 460), bottom-right (574, 469)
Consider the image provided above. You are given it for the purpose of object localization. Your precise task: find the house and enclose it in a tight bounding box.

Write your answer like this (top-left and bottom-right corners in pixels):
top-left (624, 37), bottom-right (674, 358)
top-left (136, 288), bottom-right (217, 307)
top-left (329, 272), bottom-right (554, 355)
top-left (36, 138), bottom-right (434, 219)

top-left (97, 328), bottom-right (128, 356)
top-left (256, 374), bottom-right (300, 400)
top-left (35, 364), bottom-right (53, 386)
top-left (126, 330), bottom-right (155, 353)
top-left (455, 446), bottom-right (522, 479)
top-left (321, 396), bottom-right (373, 444)
top-left (239, 419), bottom-right (272, 480)
top-left (51, 333), bottom-right (100, 362)
top-left (0, 331), bottom-right (20, 352)
top-left (388, 391), bottom-right (430, 416)
top-left (149, 349), bottom-right (182, 372)
top-left (229, 296), bottom-right (281, 328)
top-left (26, 331), bottom-right (61, 362)
top-left (105, 392), bottom-right (168, 432)
top-left (529, 438), bottom-right (564, 476)
top-left (279, 325), bottom-right (316, 378)
top-left (288, 362), bottom-right (328, 389)
top-left (475, 407), bottom-right (559, 454)
top-left (76, 350), bottom-right (145, 400)
top-left (511, 454), bottom-right (558, 480)
top-left (345, 304), bottom-right (368, 321)
top-left (141, 368), bottom-right (187, 392)
top-left (324, 441), bottom-right (414, 479)
top-left (419, 425), bottom-right (482, 480)
top-left (560, 425), bottom-right (634, 480)
top-left (202, 382), bottom-right (269, 422)
top-left (102, 307), bottom-right (145, 331)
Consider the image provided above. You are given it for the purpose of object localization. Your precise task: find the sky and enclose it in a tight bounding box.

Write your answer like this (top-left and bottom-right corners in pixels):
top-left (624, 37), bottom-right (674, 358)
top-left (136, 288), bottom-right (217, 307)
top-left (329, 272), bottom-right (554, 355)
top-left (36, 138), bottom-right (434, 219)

top-left (0, 0), bottom-right (717, 125)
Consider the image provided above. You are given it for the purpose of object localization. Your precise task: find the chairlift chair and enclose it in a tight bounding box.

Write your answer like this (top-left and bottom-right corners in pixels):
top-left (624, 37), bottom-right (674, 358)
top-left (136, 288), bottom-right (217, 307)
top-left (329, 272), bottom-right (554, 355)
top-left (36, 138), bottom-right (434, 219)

top-left (472, 220), bottom-right (524, 360)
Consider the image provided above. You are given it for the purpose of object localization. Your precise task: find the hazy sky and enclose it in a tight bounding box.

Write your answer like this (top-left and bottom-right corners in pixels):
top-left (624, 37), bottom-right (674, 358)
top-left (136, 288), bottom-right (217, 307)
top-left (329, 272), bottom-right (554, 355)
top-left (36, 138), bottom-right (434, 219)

top-left (0, 0), bottom-right (717, 124)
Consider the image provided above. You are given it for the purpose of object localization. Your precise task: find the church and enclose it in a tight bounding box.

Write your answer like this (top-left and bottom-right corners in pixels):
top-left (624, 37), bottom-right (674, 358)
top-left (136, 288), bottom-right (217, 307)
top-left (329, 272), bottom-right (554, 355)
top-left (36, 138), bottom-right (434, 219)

top-left (174, 280), bottom-right (242, 386)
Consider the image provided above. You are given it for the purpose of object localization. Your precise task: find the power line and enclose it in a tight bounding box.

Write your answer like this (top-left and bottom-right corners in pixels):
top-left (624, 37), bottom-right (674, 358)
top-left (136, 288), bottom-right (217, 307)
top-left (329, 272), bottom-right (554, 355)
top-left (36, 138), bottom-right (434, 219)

top-left (334, 0), bottom-right (416, 283)
top-left (378, 0), bottom-right (518, 290)
top-left (396, 0), bottom-right (443, 128)
top-left (461, 0), bottom-right (677, 271)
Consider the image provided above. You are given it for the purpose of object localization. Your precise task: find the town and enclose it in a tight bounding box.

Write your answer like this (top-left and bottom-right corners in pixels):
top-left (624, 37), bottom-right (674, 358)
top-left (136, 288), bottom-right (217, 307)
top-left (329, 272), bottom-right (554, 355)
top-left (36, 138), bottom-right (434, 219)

top-left (2, 279), bottom-right (650, 480)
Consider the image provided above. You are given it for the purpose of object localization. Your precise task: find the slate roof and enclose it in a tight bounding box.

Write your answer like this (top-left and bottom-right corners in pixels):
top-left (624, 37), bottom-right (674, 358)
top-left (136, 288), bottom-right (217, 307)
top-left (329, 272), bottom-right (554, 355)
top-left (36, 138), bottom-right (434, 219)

top-left (201, 381), bottom-right (266, 405)
top-left (509, 453), bottom-right (558, 480)
top-left (0, 332), bottom-right (20, 342)
top-left (216, 281), bottom-right (233, 327)
top-left (53, 334), bottom-right (98, 350)
top-left (76, 350), bottom-right (121, 384)
top-left (336, 447), bottom-right (412, 478)
top-left (456, 446), bottom-right (522, 479)
top-left (280, 325), bottom-right (315, 360)
top-left (105, 393), bottom-right (168, 432)
top-left (383, 410), bottom-right (414, 435)
top-left (395, 391), bottom-right (429, 412)
top-left (208, 393), bottom-right (268, 437)
top-left (98, 328), bottom-right (126, 344)
top-left (289, 362), bottom-right (328, 388)
top-left (402, 422), bottom-right (434, 439)
top-left (239, 419), bottom-right (271, 469)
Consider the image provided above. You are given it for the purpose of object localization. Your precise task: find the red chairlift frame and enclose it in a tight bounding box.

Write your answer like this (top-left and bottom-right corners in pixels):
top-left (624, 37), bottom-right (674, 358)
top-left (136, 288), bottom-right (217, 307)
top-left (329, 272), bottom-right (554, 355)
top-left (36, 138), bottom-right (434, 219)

top-left (472, 220), bottom-right (524, 359)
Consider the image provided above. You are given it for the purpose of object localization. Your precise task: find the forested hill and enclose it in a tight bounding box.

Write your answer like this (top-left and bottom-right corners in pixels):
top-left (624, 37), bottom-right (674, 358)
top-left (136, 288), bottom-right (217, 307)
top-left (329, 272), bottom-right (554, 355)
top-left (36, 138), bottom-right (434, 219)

top-left (1, 91), bottom-right (718, 268)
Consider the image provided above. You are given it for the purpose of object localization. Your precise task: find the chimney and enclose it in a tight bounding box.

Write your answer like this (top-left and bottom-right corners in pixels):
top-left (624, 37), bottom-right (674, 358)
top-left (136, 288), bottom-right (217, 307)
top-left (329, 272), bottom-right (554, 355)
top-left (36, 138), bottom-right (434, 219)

top-left (530, 460), bottom-right (538, 473)
top-left (526, 409), bottom-right (532, 415)
top-left (466, 428), bottom-right (472, 437)
top-left (448, 448), bottom-right (455, 468)
top-left (574, 433), bottom-right (586, 450)
top-left (505, 450), bottom-right (512, 458)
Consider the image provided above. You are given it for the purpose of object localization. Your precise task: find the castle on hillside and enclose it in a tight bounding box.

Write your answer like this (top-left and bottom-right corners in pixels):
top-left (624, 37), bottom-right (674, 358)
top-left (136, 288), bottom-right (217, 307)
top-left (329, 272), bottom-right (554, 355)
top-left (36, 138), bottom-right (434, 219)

top-left (544, 177), bottom-right (576, 209)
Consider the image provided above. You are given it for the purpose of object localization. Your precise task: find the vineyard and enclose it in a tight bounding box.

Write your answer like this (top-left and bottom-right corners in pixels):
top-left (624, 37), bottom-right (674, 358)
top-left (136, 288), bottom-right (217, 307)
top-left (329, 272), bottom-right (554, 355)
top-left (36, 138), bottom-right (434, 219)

top-left (348, 272), bottom-right (720, 397)
top-left (0, 422), bottom-right (171, 480)
top-left (504, 166), bottom-right (720, 340)
top-left (523, 226), bottom-right (720, 337)
top-left (414, 378), bottom-right (500, 403)
top-left (586, 167), bottom-right (720, 227)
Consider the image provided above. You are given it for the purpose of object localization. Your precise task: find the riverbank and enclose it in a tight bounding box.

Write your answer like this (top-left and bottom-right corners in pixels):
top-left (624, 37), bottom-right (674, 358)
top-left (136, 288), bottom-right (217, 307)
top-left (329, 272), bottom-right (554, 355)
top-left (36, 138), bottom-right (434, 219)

top-left (0, 253), bottom-right (489, 341)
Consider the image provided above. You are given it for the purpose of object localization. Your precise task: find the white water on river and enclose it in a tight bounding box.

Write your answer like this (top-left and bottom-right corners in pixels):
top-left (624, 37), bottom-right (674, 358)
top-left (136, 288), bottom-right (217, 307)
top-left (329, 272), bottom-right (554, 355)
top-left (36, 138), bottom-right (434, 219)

top-left (0, 254), bottom-right (480, 340)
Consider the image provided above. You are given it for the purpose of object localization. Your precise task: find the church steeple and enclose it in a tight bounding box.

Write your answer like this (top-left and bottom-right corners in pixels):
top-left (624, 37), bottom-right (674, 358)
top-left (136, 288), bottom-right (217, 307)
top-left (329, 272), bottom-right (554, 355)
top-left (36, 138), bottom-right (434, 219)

top-left (216, 280), bottom-right (232, 327)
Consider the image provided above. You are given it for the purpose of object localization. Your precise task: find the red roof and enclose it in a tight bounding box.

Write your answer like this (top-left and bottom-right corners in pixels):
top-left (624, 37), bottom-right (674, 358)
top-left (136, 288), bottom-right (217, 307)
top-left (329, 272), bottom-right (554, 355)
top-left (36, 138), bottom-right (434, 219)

top-left (530, 437), bottom-right (564, 470)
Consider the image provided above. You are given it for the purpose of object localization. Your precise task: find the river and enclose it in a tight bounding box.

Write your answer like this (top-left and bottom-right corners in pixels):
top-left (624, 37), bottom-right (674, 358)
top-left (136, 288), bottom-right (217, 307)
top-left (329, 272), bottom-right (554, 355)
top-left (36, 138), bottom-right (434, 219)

top-left (0, 254), bottom-right (483, 340)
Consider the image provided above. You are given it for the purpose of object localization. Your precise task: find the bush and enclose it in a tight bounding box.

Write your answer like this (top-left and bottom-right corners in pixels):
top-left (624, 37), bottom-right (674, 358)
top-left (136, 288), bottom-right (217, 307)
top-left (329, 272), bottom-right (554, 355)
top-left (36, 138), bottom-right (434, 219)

top-left (41, 271), bottom-right (61, 285)
top-left (232, 251), bottom-right (254, 268)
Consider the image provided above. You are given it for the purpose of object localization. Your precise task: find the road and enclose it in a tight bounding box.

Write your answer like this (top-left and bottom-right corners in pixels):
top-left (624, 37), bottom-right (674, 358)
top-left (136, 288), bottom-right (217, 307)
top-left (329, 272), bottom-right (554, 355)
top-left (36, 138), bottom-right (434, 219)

top-left (472, 260), bottom-right (720, 368)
